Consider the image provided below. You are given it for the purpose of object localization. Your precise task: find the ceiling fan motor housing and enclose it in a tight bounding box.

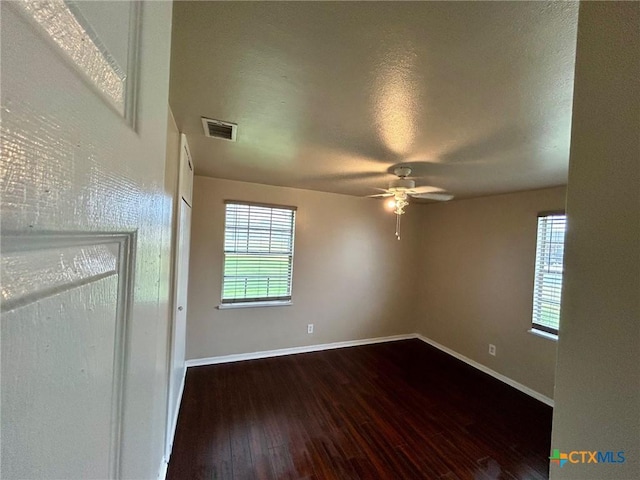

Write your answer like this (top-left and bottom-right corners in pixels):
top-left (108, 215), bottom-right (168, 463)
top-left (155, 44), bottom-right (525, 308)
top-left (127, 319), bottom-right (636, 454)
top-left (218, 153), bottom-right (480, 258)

top-left (390, 178), bottom-right (416, 190)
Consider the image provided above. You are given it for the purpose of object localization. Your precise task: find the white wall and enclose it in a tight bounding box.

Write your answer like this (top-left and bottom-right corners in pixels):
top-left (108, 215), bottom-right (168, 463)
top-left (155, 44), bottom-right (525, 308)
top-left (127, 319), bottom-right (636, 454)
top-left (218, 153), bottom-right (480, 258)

top-left (186, 176), bottom-right (419, 360)
top-left (415, 187), bottom-right (566, 400)
top-left (160, 108), bottom-right (181, 462)
top-left (162, 109), bottom-right (180, 328)
top-left (550, 2), bottom-right (639, 478)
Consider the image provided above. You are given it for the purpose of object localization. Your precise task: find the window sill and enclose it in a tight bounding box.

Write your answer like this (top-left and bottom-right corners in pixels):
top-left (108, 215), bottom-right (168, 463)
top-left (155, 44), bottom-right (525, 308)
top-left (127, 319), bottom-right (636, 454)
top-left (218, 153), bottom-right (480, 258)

top-left (528, 328), bottom-right (558, 342)
top-left (217, 301), bottom-right (293, 310)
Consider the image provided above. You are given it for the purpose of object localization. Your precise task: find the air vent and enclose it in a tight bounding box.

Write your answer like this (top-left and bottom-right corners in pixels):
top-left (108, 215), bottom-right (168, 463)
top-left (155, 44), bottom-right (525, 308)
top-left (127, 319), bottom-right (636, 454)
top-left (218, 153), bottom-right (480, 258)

top-left (201, 117), bottom-right (237, 141)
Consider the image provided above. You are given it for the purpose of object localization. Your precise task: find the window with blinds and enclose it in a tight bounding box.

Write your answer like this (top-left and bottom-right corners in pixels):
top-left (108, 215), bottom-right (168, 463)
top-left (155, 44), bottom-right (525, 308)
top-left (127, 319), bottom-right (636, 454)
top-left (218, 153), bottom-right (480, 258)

top-left (532, 212), bottom-right (566, 335)
top-left (222, 201), bottom-right (296, 305)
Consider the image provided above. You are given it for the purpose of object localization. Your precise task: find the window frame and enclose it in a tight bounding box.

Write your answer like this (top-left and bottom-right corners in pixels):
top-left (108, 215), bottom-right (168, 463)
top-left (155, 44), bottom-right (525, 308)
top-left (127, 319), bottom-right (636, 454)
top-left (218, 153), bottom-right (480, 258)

top-left (219, 200), bottom-right (297, 308)
top-left (530, 210), bottom-right (566, 337)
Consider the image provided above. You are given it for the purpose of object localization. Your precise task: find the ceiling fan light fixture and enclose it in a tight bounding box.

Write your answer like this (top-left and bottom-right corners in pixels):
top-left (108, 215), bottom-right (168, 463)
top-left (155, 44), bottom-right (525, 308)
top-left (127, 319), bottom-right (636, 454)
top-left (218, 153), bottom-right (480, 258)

top-left (368, 164), bottom-right (454, 240)
top-left (390, 192), bottom-right (409, 241)
top-left (392, 192), bottom-right (409, 215)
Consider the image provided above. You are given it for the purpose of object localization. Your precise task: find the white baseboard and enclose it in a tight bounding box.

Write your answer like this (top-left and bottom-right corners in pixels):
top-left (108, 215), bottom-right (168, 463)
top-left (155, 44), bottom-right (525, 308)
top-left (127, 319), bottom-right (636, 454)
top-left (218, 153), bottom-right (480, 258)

top-left (184, 333), bottom-right (553, 407)
top-left (185, 334), bottom-right (415, 367)
top-left (415, 334), bottom-right (554, 407)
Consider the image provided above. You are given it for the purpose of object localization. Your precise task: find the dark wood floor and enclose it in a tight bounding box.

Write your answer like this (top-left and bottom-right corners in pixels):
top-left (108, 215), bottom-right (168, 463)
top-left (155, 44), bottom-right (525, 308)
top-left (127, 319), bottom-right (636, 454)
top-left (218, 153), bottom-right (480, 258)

top-left (167, 339), bottom-right (552, 480)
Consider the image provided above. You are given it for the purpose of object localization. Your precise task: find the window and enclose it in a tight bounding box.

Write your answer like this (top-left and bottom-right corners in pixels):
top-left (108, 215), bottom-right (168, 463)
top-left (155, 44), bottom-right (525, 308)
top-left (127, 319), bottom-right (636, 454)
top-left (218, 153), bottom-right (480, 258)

top-left (531, 212), bottom-right (567, 336)
top-left (221, 201), bottom-right (296, 306)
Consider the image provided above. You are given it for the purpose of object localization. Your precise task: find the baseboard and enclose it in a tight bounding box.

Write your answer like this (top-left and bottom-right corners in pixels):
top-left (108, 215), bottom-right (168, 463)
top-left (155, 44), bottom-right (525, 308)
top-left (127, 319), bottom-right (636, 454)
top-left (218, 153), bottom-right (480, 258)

top-left (185, 334), bottom-right (415, 367)
top-left (184, 333), bottom-right (553, 407)
top-left (415, 334), bottom-right (554, 407)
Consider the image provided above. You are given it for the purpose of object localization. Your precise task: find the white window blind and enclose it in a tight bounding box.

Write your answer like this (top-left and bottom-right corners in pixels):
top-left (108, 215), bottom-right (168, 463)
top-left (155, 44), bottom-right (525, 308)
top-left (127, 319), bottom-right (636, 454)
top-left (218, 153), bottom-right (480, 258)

top-left (532, 212), bottom-right (566, 335)
top-left (222, 201), bottom-right (296, 304)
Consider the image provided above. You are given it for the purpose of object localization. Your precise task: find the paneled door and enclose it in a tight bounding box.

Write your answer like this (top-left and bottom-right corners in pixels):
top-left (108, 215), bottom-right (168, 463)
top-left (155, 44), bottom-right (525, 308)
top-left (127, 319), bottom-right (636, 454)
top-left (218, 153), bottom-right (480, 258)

top-left (1, 2), bottom-right (173, 479)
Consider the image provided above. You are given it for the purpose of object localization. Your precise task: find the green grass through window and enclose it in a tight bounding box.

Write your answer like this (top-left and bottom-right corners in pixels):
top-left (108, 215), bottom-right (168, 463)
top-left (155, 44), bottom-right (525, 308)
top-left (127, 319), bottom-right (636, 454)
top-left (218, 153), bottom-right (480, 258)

top-left (223, 254), bottom-right (291, 300)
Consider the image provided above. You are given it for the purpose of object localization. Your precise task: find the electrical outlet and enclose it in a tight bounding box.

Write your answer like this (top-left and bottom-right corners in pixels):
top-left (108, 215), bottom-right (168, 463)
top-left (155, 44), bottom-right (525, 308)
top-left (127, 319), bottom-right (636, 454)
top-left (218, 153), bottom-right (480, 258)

top-left (307, 324), bottom-right (314, 334)
top-left (489, 344), bottom-right (496, 356)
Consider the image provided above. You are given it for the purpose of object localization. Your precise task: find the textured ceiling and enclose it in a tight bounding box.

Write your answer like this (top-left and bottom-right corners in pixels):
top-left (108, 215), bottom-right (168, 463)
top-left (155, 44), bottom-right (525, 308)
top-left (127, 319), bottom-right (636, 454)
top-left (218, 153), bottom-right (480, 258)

top-left (169, 1), bottom-right (578, 199)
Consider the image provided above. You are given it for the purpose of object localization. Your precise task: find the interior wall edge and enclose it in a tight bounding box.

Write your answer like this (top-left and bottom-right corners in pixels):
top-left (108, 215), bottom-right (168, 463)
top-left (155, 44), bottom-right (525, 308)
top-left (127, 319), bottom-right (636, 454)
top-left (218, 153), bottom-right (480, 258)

top-left (415, 334), bottom-right (554, 407)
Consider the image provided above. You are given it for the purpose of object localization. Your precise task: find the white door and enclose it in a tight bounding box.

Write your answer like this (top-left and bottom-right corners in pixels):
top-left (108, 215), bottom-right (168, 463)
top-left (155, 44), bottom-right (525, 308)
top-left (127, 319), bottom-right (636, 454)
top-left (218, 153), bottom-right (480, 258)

top-left (1, 2), bottom-right (173, 479)
top-left (166, 134), bottom-right (193, 457)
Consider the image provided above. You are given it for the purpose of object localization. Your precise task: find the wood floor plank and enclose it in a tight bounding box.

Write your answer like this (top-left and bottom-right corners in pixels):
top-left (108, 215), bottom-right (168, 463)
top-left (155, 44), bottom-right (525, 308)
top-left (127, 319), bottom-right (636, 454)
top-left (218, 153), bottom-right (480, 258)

top-left (167, 339), bottom-right (552, 479)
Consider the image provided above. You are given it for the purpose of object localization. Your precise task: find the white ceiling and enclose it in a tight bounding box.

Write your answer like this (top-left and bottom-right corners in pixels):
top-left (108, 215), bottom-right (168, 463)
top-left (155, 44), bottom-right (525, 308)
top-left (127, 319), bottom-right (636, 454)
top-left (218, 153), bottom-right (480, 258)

top-left (169, 1), bottom-right (578, 199)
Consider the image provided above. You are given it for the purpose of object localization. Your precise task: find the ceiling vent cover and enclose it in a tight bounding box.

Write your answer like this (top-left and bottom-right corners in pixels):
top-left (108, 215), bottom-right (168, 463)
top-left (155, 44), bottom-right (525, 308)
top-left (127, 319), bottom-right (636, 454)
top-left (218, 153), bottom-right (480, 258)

top-left (201, 117), bottom-right (237, 141)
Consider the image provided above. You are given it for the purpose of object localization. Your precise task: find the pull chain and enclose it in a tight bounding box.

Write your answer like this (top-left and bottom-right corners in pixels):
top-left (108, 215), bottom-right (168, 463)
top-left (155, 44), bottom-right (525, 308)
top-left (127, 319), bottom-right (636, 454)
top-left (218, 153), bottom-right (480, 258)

top-left (393, 193), bottom-right (408, 240)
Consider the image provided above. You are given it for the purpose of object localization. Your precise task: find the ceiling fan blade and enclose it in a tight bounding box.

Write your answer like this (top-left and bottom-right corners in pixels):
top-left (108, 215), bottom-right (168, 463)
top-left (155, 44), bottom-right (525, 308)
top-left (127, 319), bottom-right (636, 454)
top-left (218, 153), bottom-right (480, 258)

top-left (410, 185), bottom-right (444, 194)
top-left (367, 193), bottom-right (394, 198)
top-left (410, 192), bottom-right (454, 201)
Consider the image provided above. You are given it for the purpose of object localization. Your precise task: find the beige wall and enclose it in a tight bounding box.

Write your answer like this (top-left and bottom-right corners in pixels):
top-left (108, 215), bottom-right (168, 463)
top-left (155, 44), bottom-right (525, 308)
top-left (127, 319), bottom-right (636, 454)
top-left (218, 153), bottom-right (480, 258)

top-left (186, 177), bottom-right (564, 401)
top-left (186, 176), bottom-right (419, 359)
top-left (414, 187), bottom-right (566, 399)
top-left (551, 2), bottom-right (639, 479)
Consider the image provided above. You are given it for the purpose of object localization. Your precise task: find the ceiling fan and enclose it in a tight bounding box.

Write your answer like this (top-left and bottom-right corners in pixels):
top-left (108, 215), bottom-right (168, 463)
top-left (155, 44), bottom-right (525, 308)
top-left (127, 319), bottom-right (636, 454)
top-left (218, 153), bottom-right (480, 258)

top-left (367, 167), bottom-right (454, 240)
